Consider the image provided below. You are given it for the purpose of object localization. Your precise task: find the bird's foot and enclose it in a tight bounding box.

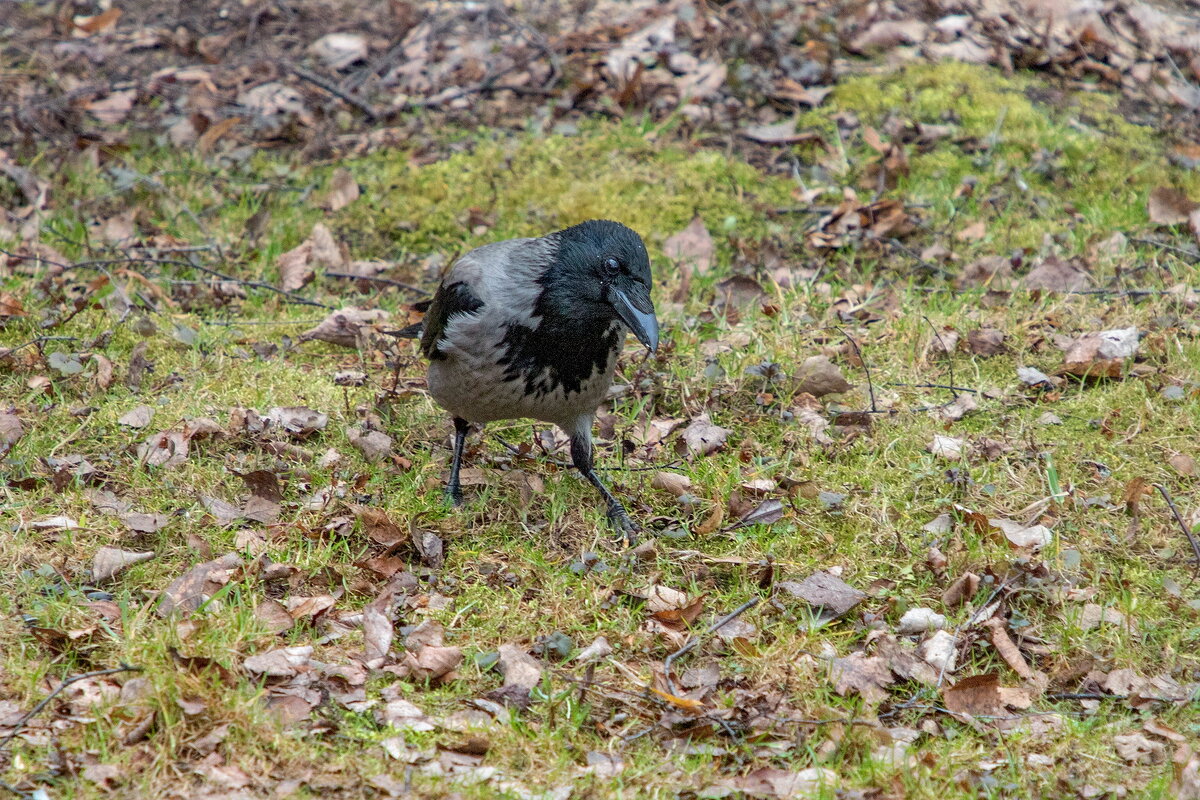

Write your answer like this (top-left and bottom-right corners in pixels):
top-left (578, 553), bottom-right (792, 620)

top-left (606, 503), bottom-right (640, 546)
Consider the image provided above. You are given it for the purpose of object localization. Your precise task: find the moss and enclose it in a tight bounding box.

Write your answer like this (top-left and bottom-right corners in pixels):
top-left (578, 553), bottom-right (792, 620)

top-left (336, 119), bottom-right (793, 260)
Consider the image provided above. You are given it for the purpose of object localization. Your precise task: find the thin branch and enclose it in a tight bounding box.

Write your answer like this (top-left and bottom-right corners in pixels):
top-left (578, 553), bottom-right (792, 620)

top-left (0, 248), bottom-right (332, 309)
top-left (290, 65), bottom-right (380, 121)
top-left (325, 271), bottom-right (426, 295)
top-left (921, 315), bottom-right (956, 405)
top-left (834, 326), bottom-right (877, 413)
top-left (662, 597), bottom-right (760, 696)
top-left (1129, 237), bottom-right (1200, 262)
top-left (1155, 483), bottom-right (1200, 585)
top-left (888, 382), bottom-right (979, 394)
top-left (0, 664), bottom-right (141, 755)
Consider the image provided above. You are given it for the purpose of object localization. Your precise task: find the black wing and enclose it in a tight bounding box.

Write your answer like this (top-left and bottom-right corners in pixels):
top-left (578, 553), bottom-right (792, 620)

top-left (419, 281), bottom-right (485, 360)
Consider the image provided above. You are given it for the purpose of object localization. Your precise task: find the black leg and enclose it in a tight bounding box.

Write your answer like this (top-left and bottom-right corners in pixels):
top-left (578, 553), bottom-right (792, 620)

top-left (446, 417), bottom-right (470, 506)
top-left (569, 434), bottom-right (639, 544)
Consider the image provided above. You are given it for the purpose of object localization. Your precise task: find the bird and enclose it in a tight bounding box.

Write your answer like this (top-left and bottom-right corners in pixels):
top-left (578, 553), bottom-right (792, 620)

top-left (404, 219), bottom-right (659, 538)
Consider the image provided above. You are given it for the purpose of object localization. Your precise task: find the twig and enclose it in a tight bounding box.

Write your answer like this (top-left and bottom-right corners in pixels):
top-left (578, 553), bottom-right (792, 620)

top-left (921, 315), bottom-right (956, 405)
top-left (325, 271), bottom-right (426, 294)
top-left (0, 336), bottom-right (79, 355)
top-left (0, 664), bottom-right (141, 755)
top-left (1154, 483), bottom-right (1200, 585)
top-left (290, 65), bottom-right (379, 121)
top-left (662, 597), bottom-right (760, 696)
top-left (834, 326), bottom-right (877, 413)
top-left (0, 248), bottom-right (332, 310)
top-left (1129, 237), bottom-right (1200, 262)
top-left (1045, 692), bottom-right (1126, 701)
top-left (888, 382), bottom-right (979, 394)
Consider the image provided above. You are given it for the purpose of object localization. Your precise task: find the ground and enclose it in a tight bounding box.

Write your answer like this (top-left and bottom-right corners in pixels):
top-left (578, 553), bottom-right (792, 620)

top-left (2, 2), bottom-right (1200, 799)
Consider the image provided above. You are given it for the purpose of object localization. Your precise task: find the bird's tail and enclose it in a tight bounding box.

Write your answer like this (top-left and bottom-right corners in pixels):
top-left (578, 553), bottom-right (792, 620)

top-left (383, 322), bottom-right (424, 339)
top-left (382, 298), bottom-right (433, 339)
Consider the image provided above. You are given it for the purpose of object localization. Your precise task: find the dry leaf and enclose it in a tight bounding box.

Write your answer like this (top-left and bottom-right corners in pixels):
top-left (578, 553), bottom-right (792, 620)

top-left (651, 471), bottom-right (693, 497)
top-left (928, 435), bottom-right (964, 461)
top-left (92, 547), bottom-right (154, 582)
top-left (1148, 186), bottom-right (1199, 225)
top-left (1114, 732), bottom-right (1167, 764)
top-left (117, 405), bottom-right (155, 428)
top-left (942, 673), bottom-right (1030, 717)
top-left (238, 469), bottom-right (282, 524)
top-left (243, 645), bottom-right (313, 678)
top-left (1022, 256), bottom-right (1093, 292)
top-left (777, 571), bottom-right (866, 617)
top-left (663, 216), bottom-right (714, 275)
top-left (0, 413), bottom-right (24, 456)
top-left (942, 572), bottom-right (980, 608)
top-left (795, 355), bottom-right (853, 397)
top-left (830, 652), bottom-right (894, 704)
top-left (300, 307), bottom-right (389, 348)
top-left (157, 553), bottom-right (242, 616)
top-left (740, 118), bottom-right (820, 145)
top-left (347, 425), bottom-right (393, 462)
top-left (676, 413), bottom-right (730, 457)
top-left (990, 518), bottom-right (1052, 550)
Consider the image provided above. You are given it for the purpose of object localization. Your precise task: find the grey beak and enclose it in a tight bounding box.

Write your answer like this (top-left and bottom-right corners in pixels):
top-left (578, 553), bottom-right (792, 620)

top-left (611, 285), bottom-right (659, 353)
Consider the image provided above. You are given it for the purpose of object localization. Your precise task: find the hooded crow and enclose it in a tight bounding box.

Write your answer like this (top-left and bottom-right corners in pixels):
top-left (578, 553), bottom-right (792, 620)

top-left (415, 219), bottom-right (659, 536)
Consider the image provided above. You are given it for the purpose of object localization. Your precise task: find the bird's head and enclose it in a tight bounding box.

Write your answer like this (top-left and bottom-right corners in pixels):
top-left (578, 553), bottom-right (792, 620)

top-left (548, 220), bottom-right (659, 353)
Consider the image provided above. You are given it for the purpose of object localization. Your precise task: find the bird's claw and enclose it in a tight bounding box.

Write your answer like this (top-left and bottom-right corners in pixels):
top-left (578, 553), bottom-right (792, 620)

top-left (606, 503), bottom-right (640, 546)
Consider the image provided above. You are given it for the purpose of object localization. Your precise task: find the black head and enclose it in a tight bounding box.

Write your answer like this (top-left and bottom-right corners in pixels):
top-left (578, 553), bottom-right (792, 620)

top-left (546, 220), bottom-right (658, 352)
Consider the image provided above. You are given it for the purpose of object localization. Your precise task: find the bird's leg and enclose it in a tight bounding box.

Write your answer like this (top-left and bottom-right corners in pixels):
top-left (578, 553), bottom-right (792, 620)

top-left (569, 433), bottom-right (639, 545)
top-left (446, 417), bottom-right (470, 507)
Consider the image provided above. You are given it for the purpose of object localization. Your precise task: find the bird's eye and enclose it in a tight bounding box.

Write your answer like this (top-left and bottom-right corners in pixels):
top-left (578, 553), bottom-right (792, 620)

top-left (604, 257), bottom-right (620, 277)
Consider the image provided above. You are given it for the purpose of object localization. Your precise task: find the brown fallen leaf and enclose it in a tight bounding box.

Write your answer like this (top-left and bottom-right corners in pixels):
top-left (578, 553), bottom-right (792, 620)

top-left (648, 686), bottom-right (707, 714)
top-left (709, 767), bottom-right (838, 800)
top-left (395, 620), bottom-right (463, 681)
top-left (1114, 732), bottom-right (1167, 764)
top-left (157, 553), bottom-right (243, 616)
top-left (354, 505), bottom-right (406, 547)
top-left (663, 216), bottom-right (714, 275)
top-left (794, 355), bottom-right (853, 397)
top-left (777, 571), bottom-right (866, 617)
top-left (1168, 453), bottom-right (1196, 476)
top-left (942, 572), bottom-right (980, 608)
top-left (319, 167), bottom-right (360, 212)
top-left (488, 644), bottom-right (544, 709)
top-left (1061, 327), bottom-right (1139, 378)
top-left (243, 645), bottom-right (313, 678)
top-left (740, 119), bottom-right (820, 145)
top-left (1172, 744), bottom-right (1200, 800)
top-left (942, 673), bottom-right (1031, 717)
top-left (967, 328), bottom-right (1006, 357)
top-left (830, 652), bottom-right (894, 704)
top-left (117, 404), bottom-right (154, 428)
top-left (983, 618), bottom-right (1039, 684)
top-left (651, 471), bottom-right (693, 497)
top-left (0, 413), bottom-right (24, 456)
top-left (92, 547), bottom-right (154, 583)
top-left (255, 599), bottom-right (294, 634)
top-left (1148, 186), bottom-right (1199, 225)
top-left (348, 425), bottom-right (393, 462)
top-left (237, 469), bottom-right (282, 524)
top-left (300, 307), bottom-right (390, 348)
top-left (650, 595), bottom-right (705, 631)
top-left (1022, 256), bottom-right (1093, 292)
top-left (676, 413), bottom-right (730, 457)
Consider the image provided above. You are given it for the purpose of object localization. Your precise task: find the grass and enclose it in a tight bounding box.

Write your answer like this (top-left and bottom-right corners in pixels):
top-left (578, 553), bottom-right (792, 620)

top-left (3, 61), bottom-right (1200, 798)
